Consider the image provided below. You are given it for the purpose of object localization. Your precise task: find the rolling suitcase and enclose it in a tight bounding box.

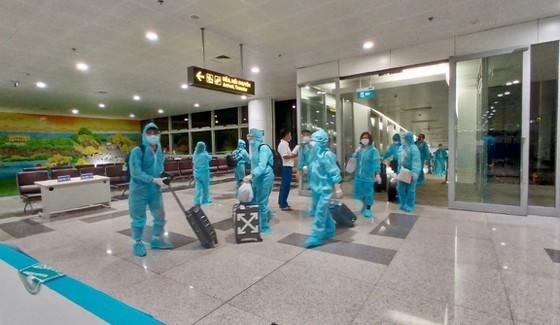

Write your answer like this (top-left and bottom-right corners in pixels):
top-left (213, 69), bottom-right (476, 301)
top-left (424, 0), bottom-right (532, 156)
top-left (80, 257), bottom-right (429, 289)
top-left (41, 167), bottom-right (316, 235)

top-left (374, 163), bottom-right (387, 192)
top-left (328, 200), bottom-right (356, 227)
top-left (232, 203), bottom-right (262, 243)
top-left (388, 178), bottom-right (398, 202)
top-left (166, 178), bottom-right (218, 249)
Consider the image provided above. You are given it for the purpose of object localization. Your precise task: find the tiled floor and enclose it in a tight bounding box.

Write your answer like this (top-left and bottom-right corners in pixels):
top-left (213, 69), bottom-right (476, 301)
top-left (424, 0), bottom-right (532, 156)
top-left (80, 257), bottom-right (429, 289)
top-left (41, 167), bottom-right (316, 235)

top-left (1, 175), bottom-right (560, 324)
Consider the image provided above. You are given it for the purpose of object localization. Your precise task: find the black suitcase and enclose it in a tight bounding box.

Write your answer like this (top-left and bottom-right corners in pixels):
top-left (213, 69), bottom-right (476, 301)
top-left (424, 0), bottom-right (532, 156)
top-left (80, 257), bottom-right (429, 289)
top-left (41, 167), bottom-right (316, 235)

top-left (165, 178), bottom-right (218, 249)
top-left (328, 200), bottom-right (356, 227)
top-left (374, 163), bottom-right (387, 192)
top-left (232, 204), bottom-right (262, 243)
top-left (185, 205), bottom-right (219, 249)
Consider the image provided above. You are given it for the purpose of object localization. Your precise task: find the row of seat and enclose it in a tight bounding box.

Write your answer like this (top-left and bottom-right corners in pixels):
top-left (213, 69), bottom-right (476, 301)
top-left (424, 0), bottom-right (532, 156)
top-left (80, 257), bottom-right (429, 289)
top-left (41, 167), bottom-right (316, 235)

top-left (16, 158), bottom-right (236, 214)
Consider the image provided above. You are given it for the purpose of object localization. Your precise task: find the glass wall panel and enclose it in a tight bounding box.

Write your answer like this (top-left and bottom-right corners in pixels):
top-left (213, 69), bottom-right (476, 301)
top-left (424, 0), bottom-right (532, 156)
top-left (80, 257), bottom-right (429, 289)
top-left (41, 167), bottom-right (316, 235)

top-left (171, 114), bottom-right (189, 130)
top-left (172, 132), bottom-right (189, 155)
top-left (191, 131), bottom-right (212, 154)
top-left (215, 129), bottom-right (238, 154)
top-left (153, 117), bottom-right (169, 131)
top-left (214, 107), bottom-right (238, 127)
top-left (160, 134), bottom-right (170, 153)
top-left (455, 52), bottom-right (523, 205)
top-left (192, 111), bottom-right (211, 129)
top-left (241, 106), bottom-right (248, 124)
top-left (529, 42), bottom-right (559, 207)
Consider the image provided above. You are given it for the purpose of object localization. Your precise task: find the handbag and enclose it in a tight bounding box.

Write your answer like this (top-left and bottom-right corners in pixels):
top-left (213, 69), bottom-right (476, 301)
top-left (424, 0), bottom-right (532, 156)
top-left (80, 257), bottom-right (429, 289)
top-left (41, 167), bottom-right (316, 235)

top-left (397, 167), bottom-right (412, 184)
top-left (345, 157), bottom-right (357, 173)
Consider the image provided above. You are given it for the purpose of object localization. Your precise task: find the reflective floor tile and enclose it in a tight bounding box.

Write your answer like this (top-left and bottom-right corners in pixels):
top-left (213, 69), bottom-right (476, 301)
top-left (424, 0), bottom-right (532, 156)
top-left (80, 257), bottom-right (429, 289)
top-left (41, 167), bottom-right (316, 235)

top-left (371, 213), bottom-right (418, 239)
top-left (118, 225), bottom-right (197, 249)
top-left (0, 218), bottom-right (54, 238)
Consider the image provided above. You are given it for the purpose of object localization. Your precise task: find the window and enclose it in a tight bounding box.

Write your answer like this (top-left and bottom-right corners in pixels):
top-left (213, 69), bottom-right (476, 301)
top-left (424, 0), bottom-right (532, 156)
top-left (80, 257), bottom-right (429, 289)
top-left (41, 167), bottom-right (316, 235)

top-left (215, 129), bottom-right (238, 154)
top-left (214, 107), bottom-right (238, 127)
top-left (241, 106), bottom-right (248, 124)
top-left (172, 133), bottom-right (189, 155)
top-left (192, 111), bottom-right (211, 128)
top-left (153, 117), bottom-right (169, 131)
top-left (171, 114), bottom-right (189, 130)
top-left (160, 134), bottom-right (170, 153)
top-left (191, 131), bottom-right (212, 154)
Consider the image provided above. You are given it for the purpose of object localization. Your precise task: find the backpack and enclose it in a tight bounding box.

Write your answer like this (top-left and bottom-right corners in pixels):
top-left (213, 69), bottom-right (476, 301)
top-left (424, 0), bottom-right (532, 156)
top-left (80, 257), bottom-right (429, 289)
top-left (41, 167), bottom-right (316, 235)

top-left (122, 144), bottom-right (145, 181)
top-left (259, 144), bottom-right (283, 177)
top-left (226, 153), bottom-right (237, 168)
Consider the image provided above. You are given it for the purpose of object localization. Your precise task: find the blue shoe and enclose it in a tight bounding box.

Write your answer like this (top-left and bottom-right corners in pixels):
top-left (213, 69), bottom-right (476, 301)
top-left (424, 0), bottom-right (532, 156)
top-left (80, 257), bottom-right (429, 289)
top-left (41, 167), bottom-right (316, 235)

top-left (364, 209), bottom-right (372, 218)
top-left (132, 242), bottom-right (146, 257)
top-left (304, 235), bottom-right (322, 248)
top-left (404, 206), bottom-right (413, 212)
top-left (322, 232), bottom-right (334, 240)
top-left (261, 225), bottom-right (271, 233)
top-left (150, 236), bottom-right (174, 249)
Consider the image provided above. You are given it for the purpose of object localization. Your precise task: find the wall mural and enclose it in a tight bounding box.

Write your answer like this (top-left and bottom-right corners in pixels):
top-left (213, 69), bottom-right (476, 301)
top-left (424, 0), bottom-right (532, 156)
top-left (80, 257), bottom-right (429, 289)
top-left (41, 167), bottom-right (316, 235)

top-left (0, 112), bottom-right (141, 180)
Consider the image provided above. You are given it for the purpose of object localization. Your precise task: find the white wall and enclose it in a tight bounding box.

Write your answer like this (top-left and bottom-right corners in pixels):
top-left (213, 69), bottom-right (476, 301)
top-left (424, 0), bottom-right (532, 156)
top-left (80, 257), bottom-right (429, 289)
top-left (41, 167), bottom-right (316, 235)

top-left (248, 98), bottom-right (273, 146)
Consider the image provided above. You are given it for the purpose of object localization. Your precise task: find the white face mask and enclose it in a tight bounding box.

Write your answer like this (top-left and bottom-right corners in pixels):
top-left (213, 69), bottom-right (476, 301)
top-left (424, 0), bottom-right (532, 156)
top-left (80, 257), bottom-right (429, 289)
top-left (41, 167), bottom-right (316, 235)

top-left (302, 135), bottom-right (311, 143)
top-left (360, 138), bottom-right (369, 146)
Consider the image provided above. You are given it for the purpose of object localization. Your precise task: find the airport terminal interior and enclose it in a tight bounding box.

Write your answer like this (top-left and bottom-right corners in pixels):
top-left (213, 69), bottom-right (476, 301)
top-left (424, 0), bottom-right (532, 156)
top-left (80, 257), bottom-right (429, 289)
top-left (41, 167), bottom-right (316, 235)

top-left (1, 1), bottom-right (560, 324)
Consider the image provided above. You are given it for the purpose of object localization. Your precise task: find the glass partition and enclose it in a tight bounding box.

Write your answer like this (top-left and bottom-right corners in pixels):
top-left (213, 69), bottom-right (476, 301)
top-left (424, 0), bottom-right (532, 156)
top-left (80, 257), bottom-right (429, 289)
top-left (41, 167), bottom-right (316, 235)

top-left (454, 52), bottom-right (523, 206)
top-left (529, 42), bottom-right (559, 207)
top-left (191, 131), bottom-right (212, 154)
top-left (171, 114), bottom-right (189, 130)
top-left (214, 129), bottom-right (238, 154)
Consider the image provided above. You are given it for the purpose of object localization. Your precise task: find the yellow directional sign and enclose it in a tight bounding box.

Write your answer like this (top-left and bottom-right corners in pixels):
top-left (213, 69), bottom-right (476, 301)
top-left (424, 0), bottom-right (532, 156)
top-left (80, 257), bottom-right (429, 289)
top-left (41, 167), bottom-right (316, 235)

top-left (188, 66), bottom-right (255, 96)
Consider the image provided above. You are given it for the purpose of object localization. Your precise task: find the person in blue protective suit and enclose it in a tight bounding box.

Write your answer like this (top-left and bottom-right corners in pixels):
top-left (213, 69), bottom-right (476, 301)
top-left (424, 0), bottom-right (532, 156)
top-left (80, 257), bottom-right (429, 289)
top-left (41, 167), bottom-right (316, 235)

top-left (295, 130), bottom-right (315, 216)
top-left (352, 132), bottom-right (382, 218)
top-left (383, 133), bottom-right (402, 172)
top-left (397, 131), bottom-right (422, 212)
top-left (232, 139), bottom-right (249, 194)
top-left (193, 141), bottom-right (212, 206)
top-left (433, 144), bottom-right (448, 176)
top-left (243, 128), bottom-right (274, 233)
top-left (415, 133), bottom-right (430, 185)
top-left (304, 128), bottom-right (342, 248)
top-left (128, 122), bottom-right (173, 257)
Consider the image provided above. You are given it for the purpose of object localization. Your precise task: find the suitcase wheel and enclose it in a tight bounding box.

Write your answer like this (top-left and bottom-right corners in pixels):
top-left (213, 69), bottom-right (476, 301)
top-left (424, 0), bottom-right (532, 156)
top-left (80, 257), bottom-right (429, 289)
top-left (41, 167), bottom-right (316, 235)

top-left (257, 237), bottom-right (263, 242)
top-left (202, 242), bottom-right (214, 249)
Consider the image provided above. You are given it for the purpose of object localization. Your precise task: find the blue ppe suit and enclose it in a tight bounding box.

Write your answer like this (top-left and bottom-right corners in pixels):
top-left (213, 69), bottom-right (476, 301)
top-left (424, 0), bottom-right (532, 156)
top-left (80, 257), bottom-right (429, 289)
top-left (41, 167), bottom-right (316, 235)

top-left (193, 142), bottom-right (212, 205)
top-left (248, 128), bottom-right (274, 233)
top-left (433, 148), bottom-right (448, 176)
top-left (415, 138), bottom-right (430, 185)
top-left (352, 142), bottom-right (381, 211)
top-left (233, 139), bottom-right (249, 193)
top-left (297, 137), bottom-right (315, 216)
top-left (397, 132), bottom-right (422, 212)
top-left (383, 134), bottom-right (402, 172)
top-left (305, 129), bottom-right (341, 248)
top-left (128, 122), bottom-right (167, 242)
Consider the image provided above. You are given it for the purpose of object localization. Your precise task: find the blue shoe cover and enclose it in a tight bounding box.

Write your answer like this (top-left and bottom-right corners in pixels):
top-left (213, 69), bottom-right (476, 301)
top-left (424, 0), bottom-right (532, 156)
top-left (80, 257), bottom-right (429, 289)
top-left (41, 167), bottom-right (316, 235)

top-left (304, 236), bottom-right (322, 248)
top-left (364, 209), bottom-right (372, 218)
top-left (404, 206), bottom-right (413, 212)
top-left (322, 232), bottom-right (334, 240)
top-left (150, 236), bottom-right (174, 249)
top-left (133, 242), bottom-right (146, 257)
top-left (261, 225), bottom-right (271, 233)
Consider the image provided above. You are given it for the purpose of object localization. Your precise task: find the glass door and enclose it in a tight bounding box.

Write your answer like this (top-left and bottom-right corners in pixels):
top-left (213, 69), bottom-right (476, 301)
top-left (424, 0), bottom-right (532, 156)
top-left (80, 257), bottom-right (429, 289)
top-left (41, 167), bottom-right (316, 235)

top-left (450, 50), bottom-right (529, 215)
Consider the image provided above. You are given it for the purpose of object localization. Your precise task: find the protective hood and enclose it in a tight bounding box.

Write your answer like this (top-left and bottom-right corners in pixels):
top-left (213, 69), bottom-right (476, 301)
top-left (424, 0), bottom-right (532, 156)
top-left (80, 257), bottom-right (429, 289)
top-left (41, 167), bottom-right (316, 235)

top-left (195, 141), bottom-right (206, 153)
top-left (311, 128), bottom-right (328, 149)
top-left (402, 131), bottom-right (414, 146)
top-left (249, 128), bottom-right (263, 144)
top-left (142, 122), bottom-right (159, 146)
top-left (392, 133), bottom-right (401, 143)
top-left (237, 139), bottom-right (246, 149)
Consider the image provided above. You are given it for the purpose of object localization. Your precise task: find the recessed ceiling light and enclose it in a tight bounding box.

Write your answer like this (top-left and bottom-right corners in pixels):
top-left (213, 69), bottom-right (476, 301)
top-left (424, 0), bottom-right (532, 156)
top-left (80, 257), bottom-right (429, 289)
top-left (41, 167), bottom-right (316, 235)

top-left (158, 109), bottom-right (164, 114)
top-left (36, 81), bottom-right (47, 88)
top-left (99, 103), bottom-right (105, 108)
top-left (497, 93), bottom-right (503, 97)
top-left (133, 95), bottom-right (141, 101)
top-left (129, 113), bottom-right (135, 118)
top-left (194, 103), bottom-right (200, 107)
top-left (146, 31), bottom-right (158, 41)
top-left (512, 80), bottom-right (520, 84)
top-left (71, 108), bottom-right (79, 114)
top-left (180, 84), bottom-right (188, 89)
top-left (76, 62), bottom-right (89, 71)
top-left (241, 95), bottom-right (247, 100)
top-left (504, 91), bottom-right (511, 95)
top-left (251, 66), bottom-right (260, 73)
top-left (363, 41), bottom-right (374, 49)
top-left (506, 82), bottom-right (512, 86)
top-left (305, 85), bottom-right (310, 89)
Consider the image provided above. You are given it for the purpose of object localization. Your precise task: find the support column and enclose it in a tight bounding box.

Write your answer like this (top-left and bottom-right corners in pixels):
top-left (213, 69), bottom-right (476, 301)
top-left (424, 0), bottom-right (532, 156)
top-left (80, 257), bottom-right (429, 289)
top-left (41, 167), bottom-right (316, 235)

top-left (248, 98), bottom-right (274, 146)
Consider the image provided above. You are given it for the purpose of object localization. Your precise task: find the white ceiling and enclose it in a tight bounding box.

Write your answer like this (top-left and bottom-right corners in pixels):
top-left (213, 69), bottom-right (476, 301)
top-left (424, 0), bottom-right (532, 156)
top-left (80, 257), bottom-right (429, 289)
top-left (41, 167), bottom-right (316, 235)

top-left (0, 0), bottom-right (559, 120)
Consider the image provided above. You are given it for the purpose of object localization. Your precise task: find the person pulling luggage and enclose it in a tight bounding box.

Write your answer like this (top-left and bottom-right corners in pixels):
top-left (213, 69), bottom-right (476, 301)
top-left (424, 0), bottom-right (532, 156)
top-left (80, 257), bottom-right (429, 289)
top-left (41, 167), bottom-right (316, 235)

top-left (352, 132), bottom-right (382, 218)
top-left (304, 128), bottom-right (342, 248)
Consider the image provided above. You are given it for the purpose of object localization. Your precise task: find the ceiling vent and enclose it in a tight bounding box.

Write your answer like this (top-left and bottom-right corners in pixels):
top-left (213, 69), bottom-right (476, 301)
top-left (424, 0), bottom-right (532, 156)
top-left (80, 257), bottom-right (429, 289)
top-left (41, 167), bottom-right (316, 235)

top-left (210, 55), bottom-right (232, 64)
